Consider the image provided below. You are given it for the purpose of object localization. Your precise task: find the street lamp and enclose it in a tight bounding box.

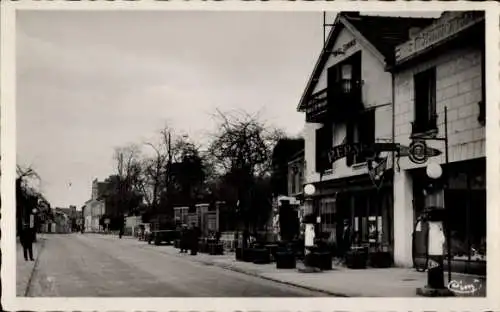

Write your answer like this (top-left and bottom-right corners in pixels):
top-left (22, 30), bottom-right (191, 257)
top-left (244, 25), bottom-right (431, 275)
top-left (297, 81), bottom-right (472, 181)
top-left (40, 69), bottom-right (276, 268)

top-left (304, 184), bottom-right (316, 196)
top-left (303, 184), bottom-right (317, 257)
top-left (426, 162), bottom-right (443, 180)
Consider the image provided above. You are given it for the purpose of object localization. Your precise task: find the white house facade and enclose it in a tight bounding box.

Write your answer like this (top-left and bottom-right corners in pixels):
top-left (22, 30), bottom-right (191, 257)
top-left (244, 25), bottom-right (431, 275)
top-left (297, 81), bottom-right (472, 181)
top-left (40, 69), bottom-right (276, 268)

top-left (297, 12), bottom-right (436, 260)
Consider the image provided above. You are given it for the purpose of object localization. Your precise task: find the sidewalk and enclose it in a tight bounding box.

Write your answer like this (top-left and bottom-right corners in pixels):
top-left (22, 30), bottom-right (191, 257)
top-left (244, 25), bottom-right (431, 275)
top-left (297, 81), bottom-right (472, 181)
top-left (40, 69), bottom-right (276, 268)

top-left (92, 234), bottom-right (487, 297)
top-left (16, 234), bottom-right (45, 296)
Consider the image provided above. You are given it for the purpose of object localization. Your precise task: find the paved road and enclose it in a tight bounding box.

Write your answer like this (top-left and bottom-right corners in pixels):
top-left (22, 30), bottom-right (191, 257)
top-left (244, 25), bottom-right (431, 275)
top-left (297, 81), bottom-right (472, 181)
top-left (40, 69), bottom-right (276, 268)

top-left (23, 234), bottom-right (326, 297)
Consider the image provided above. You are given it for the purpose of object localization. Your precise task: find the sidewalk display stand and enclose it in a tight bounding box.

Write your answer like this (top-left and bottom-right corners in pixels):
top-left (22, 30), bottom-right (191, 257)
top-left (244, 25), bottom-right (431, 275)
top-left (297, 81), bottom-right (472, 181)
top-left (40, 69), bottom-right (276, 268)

top-left (311, 250), bottom-right (333, 270)
top-left (368, 250), bottom-right (393, 268)
top-left (345, 246), bottom-right (368, 269)
top-left (252, 248), bottom-right (271, 264)
top-left (209, 243), bottom-right (224, 255)
top-left (275, 249), bottom-right (296, 269)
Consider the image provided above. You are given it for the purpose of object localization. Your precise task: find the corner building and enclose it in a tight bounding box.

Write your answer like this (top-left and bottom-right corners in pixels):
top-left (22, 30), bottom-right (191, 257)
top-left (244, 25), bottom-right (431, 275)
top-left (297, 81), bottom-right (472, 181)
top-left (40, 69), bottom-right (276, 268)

top-left (390, 11), bottom-right (486, 275)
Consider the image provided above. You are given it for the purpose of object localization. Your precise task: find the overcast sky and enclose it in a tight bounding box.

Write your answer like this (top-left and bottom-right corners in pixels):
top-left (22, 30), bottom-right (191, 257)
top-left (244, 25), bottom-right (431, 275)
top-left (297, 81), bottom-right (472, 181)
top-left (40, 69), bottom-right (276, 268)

top-left (17, 10), bottom-right (326, 208)
top-left (16, 10), bottom-right (442, 209)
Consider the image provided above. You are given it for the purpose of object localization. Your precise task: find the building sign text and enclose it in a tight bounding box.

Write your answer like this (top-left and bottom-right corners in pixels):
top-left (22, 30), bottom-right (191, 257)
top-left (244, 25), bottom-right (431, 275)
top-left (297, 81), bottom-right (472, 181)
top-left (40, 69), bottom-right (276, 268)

top-left (395, 12), bottom-right (484, 64)
top-left (331, 39), bottom-right (357, 56)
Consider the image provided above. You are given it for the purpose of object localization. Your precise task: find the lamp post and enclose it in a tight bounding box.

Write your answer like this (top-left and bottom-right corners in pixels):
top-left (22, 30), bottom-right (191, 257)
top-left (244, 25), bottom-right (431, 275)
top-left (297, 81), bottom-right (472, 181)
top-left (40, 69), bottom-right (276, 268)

top-left (303, 184), bottom-right (316, 256)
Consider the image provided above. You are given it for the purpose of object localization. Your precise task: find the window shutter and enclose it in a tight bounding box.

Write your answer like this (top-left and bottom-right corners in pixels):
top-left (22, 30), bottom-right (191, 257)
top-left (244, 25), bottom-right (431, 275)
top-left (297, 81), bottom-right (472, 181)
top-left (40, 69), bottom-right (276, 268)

top-left (315, 128), bottom-right (325, 173)
top-left (316, 125), bottom-right (332, 173)
top-left (346, 122), bottom-right (354, 167)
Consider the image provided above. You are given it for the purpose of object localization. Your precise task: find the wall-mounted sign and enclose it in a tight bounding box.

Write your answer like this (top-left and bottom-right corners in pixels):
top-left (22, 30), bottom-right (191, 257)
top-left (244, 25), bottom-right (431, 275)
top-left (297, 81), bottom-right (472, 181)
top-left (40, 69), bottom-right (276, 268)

top-left (327, 142), bottom-right (399, 164)
top-left (319, 141), bottom-right (442, 170)
top-left (367, 156), bottom-right (388, 189)
top-left (395, 11), bottom-right (484, 64)
top-left (401, 140), bottom-right (442, 164)
top-left (330, 39), bottom-right (356, 56)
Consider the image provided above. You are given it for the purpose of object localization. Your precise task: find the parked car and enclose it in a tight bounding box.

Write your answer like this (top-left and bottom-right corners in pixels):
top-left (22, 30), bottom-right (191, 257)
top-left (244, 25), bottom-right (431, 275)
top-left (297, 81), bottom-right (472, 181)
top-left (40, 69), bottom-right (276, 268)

top-left (148, 230), bottom-right (179, 246)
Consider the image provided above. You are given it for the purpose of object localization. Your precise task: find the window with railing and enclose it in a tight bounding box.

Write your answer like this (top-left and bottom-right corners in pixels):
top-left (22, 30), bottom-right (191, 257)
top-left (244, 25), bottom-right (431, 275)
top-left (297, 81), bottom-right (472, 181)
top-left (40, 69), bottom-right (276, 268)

top-left (327, 51), bottom-right (362, 108)
top-left (413, 67), bottom-right (437, 135)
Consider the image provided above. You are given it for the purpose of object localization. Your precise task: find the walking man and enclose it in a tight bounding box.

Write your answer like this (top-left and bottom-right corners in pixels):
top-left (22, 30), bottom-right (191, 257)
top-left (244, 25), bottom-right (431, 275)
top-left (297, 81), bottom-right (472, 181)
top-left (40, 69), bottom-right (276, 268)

top-left (20, 224), bottom-right (35, 261)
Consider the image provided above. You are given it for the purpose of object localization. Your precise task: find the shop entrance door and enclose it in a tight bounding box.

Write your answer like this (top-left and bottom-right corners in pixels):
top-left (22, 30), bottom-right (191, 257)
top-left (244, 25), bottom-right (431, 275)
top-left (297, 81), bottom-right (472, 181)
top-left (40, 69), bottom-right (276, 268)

top-left (335, 192), bottom-right (352, 256)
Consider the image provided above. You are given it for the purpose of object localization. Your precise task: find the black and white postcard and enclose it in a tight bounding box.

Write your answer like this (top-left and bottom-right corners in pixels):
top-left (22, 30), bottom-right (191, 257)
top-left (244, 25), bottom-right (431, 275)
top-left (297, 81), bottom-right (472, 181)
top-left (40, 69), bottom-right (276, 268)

top-left (1, 1), bottom-right (499, 311)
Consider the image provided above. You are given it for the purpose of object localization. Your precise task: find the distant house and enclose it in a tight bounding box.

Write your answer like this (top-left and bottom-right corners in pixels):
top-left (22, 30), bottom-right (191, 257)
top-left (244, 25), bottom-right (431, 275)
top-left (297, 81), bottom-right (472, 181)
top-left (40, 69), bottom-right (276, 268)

top-left (83, 178), bottom-right (107, 232)
top-left (52, 209), bottom-right (71, 233)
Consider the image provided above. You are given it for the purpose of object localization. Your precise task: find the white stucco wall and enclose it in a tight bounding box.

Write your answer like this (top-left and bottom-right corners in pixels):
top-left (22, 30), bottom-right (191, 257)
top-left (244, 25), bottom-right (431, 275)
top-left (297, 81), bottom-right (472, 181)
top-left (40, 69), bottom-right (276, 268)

top-left (304, 26), bottom-right (394, 184)
top-left (394, 46), bottom-right (484, 170)
top-left (392, 43), bottom-right (484, 267)
top-left (313, 26), bottom-right (392, 108)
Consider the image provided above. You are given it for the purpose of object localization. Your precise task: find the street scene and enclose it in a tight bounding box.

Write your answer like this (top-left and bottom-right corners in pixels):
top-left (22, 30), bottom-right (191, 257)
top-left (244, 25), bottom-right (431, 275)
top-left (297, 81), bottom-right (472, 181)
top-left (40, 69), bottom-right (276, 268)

top-left (13, 9), bottom-right (487, 298)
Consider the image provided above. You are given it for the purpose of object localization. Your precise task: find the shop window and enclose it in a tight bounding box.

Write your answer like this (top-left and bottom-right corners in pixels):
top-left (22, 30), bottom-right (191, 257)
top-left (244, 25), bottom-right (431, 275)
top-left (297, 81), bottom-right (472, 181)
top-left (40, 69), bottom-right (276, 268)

top-left (412, 67), bottom-right (437, 135)
top-left (319, 197), bottom-right (336, 240)
top-left (444, 189), bottom-right (486, 263)
top-left (346, 109), bottom-right (375, 166)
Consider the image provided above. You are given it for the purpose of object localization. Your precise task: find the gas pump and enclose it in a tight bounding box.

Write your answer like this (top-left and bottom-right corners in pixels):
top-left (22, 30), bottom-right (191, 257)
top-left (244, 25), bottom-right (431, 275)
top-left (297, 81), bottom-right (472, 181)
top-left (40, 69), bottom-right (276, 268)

top-left (424, 208), bottom-right (447, 290)
top-left (415, 163), bottom-right (454, 296)
top-left (412, 209), bottom-right (430, 272)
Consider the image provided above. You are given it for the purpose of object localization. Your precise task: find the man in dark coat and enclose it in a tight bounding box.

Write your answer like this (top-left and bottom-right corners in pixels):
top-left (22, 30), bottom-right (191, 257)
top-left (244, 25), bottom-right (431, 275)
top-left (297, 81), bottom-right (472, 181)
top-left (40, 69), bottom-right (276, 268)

top-left (19, 225), bottom-right (35, 261)
top-left (340, 219), bottom-right (353, 256)
top-left (180, 225), bottom-right (189, 253)
top-left (190, 223), bottom-right (200, 255)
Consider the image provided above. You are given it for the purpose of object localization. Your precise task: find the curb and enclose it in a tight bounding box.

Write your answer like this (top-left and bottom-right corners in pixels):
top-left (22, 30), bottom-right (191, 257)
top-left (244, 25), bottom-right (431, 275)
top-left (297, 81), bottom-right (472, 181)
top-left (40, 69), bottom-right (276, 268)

top-left (190, 257), bottom-right (351, 297)
top-left (24, 235), bottom-right (46, 296)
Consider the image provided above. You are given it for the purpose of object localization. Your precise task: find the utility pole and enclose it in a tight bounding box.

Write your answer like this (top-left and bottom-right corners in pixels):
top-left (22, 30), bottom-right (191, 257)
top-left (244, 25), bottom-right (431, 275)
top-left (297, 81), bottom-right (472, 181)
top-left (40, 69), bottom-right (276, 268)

top-left (166, 131), bottom-right (172, 219)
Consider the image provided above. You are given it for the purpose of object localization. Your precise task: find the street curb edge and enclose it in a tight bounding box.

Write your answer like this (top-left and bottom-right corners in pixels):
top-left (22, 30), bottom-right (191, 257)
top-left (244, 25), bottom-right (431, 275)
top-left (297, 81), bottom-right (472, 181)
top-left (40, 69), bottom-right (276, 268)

top-left (196, 259), bottom-right (352, 297)
top-left (23, 235), bottom-right (46, 297)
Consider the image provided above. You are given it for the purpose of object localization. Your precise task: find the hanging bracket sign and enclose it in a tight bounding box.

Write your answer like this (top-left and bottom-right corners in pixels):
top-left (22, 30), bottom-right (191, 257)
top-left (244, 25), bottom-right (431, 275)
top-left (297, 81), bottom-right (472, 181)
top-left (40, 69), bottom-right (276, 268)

top-left (401, 140), bottom-right (442, 164)
top-left (323, 141), bottom-right (442, 167)
top-left (327, 143), bottom-right (399, 164)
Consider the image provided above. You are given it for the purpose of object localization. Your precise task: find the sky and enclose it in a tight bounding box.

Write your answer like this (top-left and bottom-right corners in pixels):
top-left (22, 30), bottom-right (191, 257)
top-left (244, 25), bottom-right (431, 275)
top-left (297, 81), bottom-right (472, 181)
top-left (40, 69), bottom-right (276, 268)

top-left (16, 10), bottom-right (326, 209)
top-left (16, 10), bottom-right (442, 209)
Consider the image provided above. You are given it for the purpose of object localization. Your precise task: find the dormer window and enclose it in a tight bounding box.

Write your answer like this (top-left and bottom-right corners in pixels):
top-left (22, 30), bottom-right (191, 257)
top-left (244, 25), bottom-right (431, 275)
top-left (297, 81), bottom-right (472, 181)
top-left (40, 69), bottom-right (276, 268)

top-left (341, 64), bottom-right (353, 80)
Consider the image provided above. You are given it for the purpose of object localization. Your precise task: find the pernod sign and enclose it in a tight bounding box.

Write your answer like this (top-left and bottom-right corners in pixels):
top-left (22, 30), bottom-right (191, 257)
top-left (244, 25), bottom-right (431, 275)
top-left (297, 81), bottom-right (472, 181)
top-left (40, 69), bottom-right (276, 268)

top-left (395, 11), bottom-right (484, 64)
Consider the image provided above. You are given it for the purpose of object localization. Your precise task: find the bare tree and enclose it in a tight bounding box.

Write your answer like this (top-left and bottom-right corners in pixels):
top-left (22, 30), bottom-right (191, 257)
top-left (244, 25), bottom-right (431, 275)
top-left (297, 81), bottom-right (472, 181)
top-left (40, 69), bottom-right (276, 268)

top-left (139, 126), bottom-right (175, 213)
top-left (111, 144), bottom-right (143, 217)
top-left (207, 109), bottom-right (284, 246)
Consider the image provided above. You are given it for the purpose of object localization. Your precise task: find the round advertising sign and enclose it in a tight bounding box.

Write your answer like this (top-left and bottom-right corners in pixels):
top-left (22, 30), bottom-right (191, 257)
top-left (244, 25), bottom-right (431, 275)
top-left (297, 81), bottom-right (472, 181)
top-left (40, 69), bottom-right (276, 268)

top-left (408, 140), bottom-right (428, 164)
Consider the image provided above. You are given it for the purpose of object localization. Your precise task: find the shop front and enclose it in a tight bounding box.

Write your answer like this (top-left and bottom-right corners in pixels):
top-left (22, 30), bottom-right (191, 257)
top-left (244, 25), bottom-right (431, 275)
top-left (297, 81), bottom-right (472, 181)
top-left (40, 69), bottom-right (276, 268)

top-left (309, 173), bottom-right (394, 260)
top-left (411, 157), bottom-right (486, 275)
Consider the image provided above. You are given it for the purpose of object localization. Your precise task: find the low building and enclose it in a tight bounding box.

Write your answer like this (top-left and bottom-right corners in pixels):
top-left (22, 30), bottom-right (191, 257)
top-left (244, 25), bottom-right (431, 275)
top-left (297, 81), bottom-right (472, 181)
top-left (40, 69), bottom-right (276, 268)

top-left (52, 209), bottom-right (71, 233)
top-left (83, 178), bottom-right (107, 232)
top-left (125, 215), bottom-right (142, 236)
top-left (174, 206), bottom-right (189, 225)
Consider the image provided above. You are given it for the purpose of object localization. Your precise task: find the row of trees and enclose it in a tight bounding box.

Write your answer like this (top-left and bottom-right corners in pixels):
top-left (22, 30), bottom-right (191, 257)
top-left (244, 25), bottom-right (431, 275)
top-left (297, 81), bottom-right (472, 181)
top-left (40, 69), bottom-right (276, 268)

top-left (16, 165), bottom-right (52, 235)
top-left (102, 110), bottom-right (287, 243)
